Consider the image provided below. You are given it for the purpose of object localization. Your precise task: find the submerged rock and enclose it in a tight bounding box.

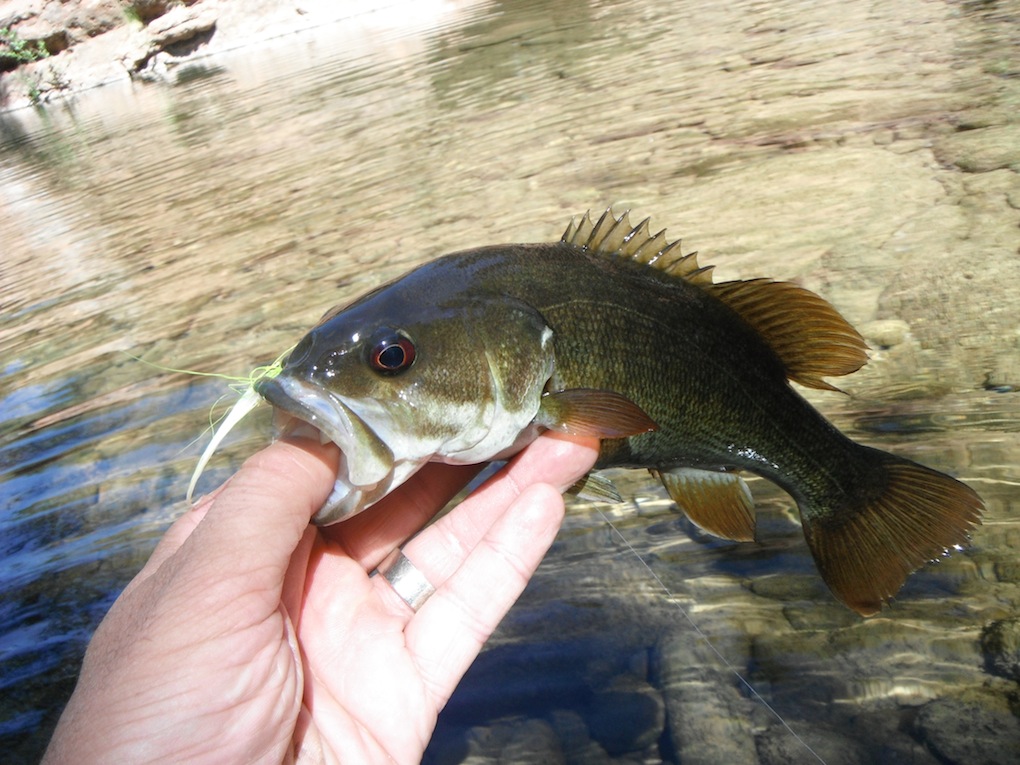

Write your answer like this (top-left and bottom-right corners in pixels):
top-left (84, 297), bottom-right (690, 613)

top-left (982, 618), bottom-right (1020, 683)
top-left (935, 125), bottom-right (1020, 173)
top-left (914, 691), bottom-right (1020, 765)
top-left (585, 678), bottom-right (665, 756)
top-left (756, 722), bottom-right (872, 765)
top-left (654, 632), bottom-right (758, 765)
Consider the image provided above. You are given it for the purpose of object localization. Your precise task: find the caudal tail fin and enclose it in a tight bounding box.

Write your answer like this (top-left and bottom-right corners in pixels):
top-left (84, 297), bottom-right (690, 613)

top-left (799, 449), bottom-right (983, 616)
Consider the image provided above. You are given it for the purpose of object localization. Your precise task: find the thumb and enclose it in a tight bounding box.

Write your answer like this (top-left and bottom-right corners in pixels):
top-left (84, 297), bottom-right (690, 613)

top-left (170, 436), bottom-right (340, 591)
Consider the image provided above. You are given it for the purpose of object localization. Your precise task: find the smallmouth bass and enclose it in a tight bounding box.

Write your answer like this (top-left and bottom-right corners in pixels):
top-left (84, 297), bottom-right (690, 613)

top-left (253, 209), bottom-right (983, 615)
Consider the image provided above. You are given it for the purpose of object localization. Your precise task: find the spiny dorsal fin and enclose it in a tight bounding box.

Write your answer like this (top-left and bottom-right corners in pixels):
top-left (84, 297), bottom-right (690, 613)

top-left (562, 209), bottom-right (868, 389)
top-left (707, 279), bottom-right (869, 390)
top-left (562, 208), bottom-right (714, 285)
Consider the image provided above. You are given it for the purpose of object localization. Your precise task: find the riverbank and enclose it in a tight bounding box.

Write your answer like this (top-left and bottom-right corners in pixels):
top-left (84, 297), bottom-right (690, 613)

top-left (0, 0), bottom-right (399, 108)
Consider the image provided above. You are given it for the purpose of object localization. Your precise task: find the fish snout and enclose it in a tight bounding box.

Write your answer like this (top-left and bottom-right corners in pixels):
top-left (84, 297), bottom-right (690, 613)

top-left (253, 375), bottom-right (286, 406)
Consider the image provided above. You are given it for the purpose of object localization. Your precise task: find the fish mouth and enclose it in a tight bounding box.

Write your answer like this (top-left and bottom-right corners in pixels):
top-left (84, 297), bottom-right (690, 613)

top-left (255, 375), bottom-right (405, 524)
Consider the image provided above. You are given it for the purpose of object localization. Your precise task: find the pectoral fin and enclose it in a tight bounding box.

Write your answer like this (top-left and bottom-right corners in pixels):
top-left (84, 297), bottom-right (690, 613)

top-left (537, 388), bottom-right (658, 438)
top-left (657, 467), bottom-right (755, 542)
top-left (567, 471), bottom-right (624, 503)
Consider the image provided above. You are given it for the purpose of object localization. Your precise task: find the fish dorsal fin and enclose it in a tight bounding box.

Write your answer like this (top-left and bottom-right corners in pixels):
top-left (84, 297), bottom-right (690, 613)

top-left (707, 279), bottom-right (869, 390)
top-left (562, 208), bottom-right (869, 390)
top-left (562, 208), bottom-right (714, 285)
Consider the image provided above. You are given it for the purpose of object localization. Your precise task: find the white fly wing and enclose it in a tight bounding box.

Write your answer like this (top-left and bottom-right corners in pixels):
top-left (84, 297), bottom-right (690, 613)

top-left (186, 386), bottom-right (263, 503)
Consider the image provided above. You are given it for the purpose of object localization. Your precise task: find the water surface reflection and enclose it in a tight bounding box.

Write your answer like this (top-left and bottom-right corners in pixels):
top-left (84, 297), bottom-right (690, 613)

top-left (2, 0), bottom-right (1019, 762)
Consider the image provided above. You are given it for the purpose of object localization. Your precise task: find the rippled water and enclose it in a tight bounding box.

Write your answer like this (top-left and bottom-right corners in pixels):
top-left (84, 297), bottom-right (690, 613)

top-left (3, 0), bottom-right (1019, 762)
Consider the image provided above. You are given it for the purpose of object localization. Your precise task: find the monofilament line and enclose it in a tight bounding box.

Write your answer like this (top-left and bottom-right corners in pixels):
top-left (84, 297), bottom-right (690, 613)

top-left (595, 508), bottom-right (828, 765)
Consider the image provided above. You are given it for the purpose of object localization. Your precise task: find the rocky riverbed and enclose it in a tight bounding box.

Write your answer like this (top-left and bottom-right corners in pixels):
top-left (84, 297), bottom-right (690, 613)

top-left (2, 0), bottom-right (1019, 763)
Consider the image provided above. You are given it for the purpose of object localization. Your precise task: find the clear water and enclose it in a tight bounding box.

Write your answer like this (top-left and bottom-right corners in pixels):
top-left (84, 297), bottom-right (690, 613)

top-left (2, 0), bottom-right (1019, 762)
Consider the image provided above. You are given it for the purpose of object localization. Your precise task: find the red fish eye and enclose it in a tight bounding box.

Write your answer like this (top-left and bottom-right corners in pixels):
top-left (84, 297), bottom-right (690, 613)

top-left (369, 334), bottom-right (416, 374)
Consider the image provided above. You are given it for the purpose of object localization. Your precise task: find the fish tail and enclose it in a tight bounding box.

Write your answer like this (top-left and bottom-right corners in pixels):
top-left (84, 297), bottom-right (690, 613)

top-left (799, 447), bottom-right (983, 616)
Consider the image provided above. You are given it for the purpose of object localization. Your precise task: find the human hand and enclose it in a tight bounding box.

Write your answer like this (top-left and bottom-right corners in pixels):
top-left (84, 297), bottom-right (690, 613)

top-left (43, 431), bottom-right (599, 765)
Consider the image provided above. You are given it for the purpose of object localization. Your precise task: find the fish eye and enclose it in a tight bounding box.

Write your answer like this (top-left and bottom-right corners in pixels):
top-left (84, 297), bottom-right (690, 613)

top-left (368, 331), bottom-right (416, 375)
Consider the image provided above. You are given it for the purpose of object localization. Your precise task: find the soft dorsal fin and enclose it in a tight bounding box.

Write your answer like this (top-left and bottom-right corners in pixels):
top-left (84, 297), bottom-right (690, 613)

top-left (707, 279), bottom-right (868, 390)
top-left (562, 209), bottom-right (869, 389)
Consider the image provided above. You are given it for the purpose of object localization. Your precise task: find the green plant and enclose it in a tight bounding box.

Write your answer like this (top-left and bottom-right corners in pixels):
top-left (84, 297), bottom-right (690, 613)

top-left (0, 27), bottom-right (49, 67)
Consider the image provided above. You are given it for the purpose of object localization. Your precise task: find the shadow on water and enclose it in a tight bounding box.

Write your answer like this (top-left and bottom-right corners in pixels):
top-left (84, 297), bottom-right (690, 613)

top-left (2, 0), bottom-right (1020, 762)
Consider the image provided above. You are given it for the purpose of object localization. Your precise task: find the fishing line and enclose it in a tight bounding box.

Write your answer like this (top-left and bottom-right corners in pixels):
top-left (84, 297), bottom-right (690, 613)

top-left (594, 507), bottom-right (828, 765)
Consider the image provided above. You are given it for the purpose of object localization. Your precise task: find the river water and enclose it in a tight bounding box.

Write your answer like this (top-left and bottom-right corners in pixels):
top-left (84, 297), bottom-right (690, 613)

top-left (2, 0), bottom-right (1019, 762)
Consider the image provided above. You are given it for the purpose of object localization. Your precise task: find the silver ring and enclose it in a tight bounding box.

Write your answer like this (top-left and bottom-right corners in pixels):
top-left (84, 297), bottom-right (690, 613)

top-left (375, 550), bottom-right (436, 612)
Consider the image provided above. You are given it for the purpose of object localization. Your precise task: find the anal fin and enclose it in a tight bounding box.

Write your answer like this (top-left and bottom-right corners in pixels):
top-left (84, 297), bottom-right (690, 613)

top-left (657, 467), bottom-right (755, 542)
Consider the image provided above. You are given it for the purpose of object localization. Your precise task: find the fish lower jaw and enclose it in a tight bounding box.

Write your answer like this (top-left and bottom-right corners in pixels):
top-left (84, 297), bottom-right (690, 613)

top-left (314, 479), bottom-right (368, 525)
top-left (317, 454), bottom-right (431, 526)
